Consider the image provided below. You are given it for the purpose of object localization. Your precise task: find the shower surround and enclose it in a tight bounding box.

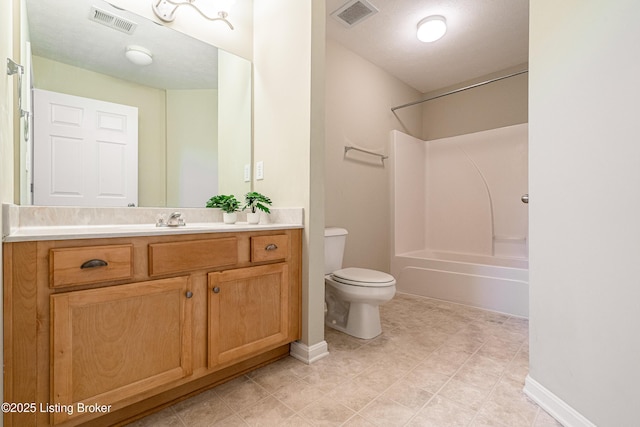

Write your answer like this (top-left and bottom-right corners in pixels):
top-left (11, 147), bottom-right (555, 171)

top-left (391, 124), bottom-right (529, 316)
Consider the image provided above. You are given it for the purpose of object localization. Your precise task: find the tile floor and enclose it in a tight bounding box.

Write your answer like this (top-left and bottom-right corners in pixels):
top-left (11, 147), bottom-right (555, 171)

top-left (129, 293), bottom-right (561, 427)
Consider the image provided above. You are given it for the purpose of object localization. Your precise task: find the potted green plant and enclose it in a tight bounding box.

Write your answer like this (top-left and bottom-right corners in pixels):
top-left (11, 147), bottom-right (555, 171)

top-left (243, 192), bottom-right (272, 224)
top-left (206, 194), bottom-right (240, 224)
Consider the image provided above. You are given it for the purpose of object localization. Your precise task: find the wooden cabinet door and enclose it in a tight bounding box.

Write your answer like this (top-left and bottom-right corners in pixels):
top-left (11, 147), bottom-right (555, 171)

top-left (50, 277), bottom-right (193, 424)
top-left (208, 264), bottom-right (289, 368)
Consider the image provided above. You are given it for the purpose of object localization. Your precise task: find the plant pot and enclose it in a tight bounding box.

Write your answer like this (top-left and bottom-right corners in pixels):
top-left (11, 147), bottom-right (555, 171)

top-left (223, 212), bottom-right (237, 224)
top-left (247, 212), bottom-right (261, 224)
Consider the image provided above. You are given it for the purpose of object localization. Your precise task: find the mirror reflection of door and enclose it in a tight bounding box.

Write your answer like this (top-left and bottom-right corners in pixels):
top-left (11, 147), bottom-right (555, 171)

top-left (23, 0), bottom-right (253, 208)
top-left (33, 89), bottom-right (138, 207)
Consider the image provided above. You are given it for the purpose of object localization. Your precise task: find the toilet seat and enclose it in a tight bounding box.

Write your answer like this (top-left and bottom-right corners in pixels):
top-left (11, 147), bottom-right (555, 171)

top-left (331, 267), bottom-right (395, 288)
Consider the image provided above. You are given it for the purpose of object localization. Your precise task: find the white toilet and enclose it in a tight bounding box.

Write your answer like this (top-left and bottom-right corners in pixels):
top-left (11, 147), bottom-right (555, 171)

top-left (324, 227), bottom-right (396, 339)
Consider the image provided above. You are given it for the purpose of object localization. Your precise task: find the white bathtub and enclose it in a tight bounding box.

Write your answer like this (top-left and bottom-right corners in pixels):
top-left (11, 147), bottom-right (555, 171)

top-left (391, 249), bottom-right (529, 317)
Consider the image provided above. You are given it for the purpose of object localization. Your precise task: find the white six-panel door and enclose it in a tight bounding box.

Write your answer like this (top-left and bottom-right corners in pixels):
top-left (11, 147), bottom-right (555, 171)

top-left (33, 89), bottom-right (138, 207)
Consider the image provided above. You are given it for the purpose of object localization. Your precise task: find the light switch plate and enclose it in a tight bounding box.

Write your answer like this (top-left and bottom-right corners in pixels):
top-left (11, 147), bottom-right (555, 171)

top-left (256, 161), bottom-right (264, 180)
top-left (243, 164), bottom-right (251, 182)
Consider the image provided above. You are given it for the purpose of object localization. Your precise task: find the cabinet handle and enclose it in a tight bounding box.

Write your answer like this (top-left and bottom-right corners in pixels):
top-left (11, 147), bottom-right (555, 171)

top-left (265, 244), bottom-right (278, 251)
top-left (185, 291), bottom-right (193, 298)
top-left (80, 259), bottom-right (108, 269)
top-left (212, 286), bottom-right (220, 294)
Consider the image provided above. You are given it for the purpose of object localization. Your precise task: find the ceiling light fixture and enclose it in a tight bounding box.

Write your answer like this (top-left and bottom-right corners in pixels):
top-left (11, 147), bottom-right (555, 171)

top-left (125, 45), bottom-right (153, 66)
top-left (417, 15), bottom-right (447, 43)
top-left (152, 0), bottom-right (235, 30)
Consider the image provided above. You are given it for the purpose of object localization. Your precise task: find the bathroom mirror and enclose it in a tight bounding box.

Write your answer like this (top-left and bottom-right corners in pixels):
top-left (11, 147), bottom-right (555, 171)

top-left (21, 0), bottom-right (252, 207)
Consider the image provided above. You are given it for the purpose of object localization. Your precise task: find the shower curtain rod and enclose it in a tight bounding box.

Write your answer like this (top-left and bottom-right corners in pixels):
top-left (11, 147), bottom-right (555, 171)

top-left (390, 69), bottom-right (528, 112)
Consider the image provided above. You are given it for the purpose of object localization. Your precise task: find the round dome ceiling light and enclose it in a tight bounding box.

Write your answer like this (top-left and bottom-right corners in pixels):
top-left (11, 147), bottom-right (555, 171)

top-left (125, 45), bottom-right (153, 66)
top-left (417, 15), bottom-right (447, 43)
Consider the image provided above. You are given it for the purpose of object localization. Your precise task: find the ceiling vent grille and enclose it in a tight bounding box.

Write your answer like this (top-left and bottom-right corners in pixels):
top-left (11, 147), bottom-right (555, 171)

top-left (331, 0), bottom-right (378, 28)
top-left (89, 6), bottom-right (137, 35)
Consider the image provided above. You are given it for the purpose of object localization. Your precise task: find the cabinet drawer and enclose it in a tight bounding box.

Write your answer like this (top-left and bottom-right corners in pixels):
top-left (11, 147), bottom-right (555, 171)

top-left (50, 244), bottom-right (133, 288)
top-left (251, 234), bottom-right (290, 262)
top-left (149, 237), bottom-right (238, 276)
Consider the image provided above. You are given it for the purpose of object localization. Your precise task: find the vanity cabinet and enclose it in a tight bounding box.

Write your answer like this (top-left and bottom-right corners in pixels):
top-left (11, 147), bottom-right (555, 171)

top-left (3, 228), bottom-right (302, 427)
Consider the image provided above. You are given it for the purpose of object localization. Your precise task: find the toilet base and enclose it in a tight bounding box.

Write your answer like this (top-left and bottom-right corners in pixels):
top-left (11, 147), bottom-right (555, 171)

top-left (325, 301), bottom-right (383, 340)
top-left (324, 275), bottom-right (395, 340)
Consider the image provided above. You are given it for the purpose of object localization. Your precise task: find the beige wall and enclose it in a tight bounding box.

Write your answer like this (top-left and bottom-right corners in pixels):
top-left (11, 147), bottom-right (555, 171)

top-left (325, 39), bottom-right (422, 272)
top-left (217, 49), bottom-right (252, 198)
top-left (253, 0), bottom-right (326, 348)
top-left (166, 90), bottom-right (217, 207)
top-left (307, 0), bottom-right (326, 348)
top-left (421, 66), bottom-right (528, 141)
top-left (527, 1), bottom-right (640, 425)
top-left (32, 56), bottom-right (167, 206)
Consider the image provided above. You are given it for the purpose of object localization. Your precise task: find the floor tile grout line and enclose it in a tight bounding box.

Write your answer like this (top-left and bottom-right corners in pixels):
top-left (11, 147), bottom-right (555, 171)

top-left (398, 313), bottom-right (526, 427)
top-left (345, 342), bottom-right (438, 426)
top-left (252, 358), bottom-right (368, 426)
top-left (213, 374), bottom-right (276, 425)
top-left (400, 338), bottom-right (487, 426)
top-left (466, 338), bottom-right (529, 427)
top-left (167, 404), bottom-right (189, 427)
top-left (338, 309), bottom-right (526, 426)
top-left (273, 378), bottom-right (359, 426)
top-left (290, 322), bottom-right (443, 427)
top-left (350, 320), bottom-right (488, 427)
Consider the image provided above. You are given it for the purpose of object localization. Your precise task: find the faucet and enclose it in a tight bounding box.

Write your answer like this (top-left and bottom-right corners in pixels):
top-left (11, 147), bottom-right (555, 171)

top-left (167, 212), bottom-right (181, 227)
top-left (156, 212), bottom-right (186, 227)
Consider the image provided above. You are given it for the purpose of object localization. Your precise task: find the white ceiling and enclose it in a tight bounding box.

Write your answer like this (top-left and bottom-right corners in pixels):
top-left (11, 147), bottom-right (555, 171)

top-left (27, 0), bottom-right (529, 94)
top-left (325, 0), bottom-right (529, 94)
top-left (26, 0), bottom-right (218, 90)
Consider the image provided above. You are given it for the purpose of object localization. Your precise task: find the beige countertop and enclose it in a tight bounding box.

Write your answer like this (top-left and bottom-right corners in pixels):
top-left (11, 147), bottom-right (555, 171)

top-left (2, 204), bottom-right (304, 242)
top-left (4, 222), bottom-right (303, 242)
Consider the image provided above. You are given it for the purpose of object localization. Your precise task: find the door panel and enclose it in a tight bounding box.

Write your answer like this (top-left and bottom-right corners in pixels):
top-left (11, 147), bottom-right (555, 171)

top-left (51, 136), bottom-right (84, 196)
top-left (33, 89), bottom-right (138, 206)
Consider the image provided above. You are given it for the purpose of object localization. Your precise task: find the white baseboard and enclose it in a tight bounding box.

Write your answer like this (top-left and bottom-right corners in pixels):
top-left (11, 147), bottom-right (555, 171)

top-left (289, 340), bottom-right (329, 364)
top-left (524, 375), bottom-right (596, 427)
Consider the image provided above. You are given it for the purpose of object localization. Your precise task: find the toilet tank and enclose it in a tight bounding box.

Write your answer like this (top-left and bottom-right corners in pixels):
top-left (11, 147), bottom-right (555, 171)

top-left (324, 227), bottom-right (348, 274)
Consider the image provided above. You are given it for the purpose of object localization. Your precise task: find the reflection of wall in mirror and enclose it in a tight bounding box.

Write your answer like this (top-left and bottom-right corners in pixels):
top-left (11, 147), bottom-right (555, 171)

top-left (166, 89), bottom-right (218, 207)
top-left (31, 55), bottom-right (223, 207)
top-left (218, 49), bottom-right (252, 199)
top-left (32, 55), bottom-right (167, 206)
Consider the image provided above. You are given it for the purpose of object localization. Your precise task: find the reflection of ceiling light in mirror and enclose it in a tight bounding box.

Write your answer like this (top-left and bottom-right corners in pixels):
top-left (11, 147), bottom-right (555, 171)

top-left (152, 0), bottom-right (235, 30)
top-left (417, 15), bottom-right (447, 43)
top-left (125, 45), bottom-right (153, 66)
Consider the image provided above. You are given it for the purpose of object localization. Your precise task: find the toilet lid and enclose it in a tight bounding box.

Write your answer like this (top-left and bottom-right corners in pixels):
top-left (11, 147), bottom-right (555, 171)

top-left (331, 267), bottom-right (396, 287)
